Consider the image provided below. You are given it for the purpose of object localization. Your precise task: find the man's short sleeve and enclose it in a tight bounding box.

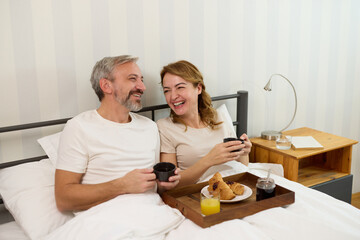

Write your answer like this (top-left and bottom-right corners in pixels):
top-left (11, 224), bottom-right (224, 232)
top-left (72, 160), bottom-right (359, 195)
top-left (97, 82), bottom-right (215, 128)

top-left (56, 119), bottom-right (88, 173)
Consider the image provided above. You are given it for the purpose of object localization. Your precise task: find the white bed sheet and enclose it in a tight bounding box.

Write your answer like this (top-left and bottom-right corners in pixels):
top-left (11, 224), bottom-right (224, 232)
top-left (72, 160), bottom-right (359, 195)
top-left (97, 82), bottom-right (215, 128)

top-left (0, 221), bottom-right (29, 240)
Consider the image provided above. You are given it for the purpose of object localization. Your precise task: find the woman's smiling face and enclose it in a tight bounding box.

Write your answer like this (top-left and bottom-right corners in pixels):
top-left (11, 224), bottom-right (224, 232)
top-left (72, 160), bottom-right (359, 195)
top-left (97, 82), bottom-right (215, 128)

top-left (162, 73), bottom-right (202, 117)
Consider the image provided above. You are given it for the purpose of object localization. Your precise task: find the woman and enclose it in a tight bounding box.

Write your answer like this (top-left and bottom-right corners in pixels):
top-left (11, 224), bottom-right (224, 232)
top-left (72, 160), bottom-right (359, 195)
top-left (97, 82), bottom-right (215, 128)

top-left (156, 60), bottom-right (252, 187)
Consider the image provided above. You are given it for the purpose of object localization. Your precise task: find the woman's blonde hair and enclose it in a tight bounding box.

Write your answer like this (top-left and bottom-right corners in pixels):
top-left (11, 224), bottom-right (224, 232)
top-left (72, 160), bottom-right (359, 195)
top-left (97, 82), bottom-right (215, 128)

top-left (160, 60), bottom-right (222, 130)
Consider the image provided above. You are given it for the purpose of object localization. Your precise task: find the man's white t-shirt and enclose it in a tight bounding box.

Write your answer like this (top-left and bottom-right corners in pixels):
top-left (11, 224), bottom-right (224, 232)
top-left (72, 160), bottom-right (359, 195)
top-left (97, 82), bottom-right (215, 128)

top-left (57, 110), bottom-right (160, 185)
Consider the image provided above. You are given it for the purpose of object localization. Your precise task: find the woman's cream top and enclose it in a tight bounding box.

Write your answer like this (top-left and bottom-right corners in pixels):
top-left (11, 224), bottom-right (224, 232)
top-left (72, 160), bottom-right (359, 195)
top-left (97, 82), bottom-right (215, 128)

top-left (156, 109), bottom-right (236, 170)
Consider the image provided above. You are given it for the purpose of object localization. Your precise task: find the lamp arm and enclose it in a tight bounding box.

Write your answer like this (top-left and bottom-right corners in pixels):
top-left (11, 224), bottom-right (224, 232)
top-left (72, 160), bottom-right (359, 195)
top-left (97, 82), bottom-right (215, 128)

top-left (270, 74), bottom-right (297, 132)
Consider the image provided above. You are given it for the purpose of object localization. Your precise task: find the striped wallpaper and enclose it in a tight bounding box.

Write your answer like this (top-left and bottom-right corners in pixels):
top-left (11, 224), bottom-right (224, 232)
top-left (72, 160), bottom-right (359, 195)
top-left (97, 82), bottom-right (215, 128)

top-left (0, 0), bottom-right (359, 192)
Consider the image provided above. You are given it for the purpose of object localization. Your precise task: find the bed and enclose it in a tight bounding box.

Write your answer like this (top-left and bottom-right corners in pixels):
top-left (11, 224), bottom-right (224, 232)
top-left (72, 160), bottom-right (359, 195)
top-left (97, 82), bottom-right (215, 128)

top-left (0, 90), bottom-right (359, 240)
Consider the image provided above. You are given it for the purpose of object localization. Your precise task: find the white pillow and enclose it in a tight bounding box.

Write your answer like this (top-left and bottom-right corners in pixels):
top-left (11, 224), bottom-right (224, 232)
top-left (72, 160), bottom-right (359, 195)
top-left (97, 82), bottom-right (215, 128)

top-left (0, 159), bottom-right (73, 239)
top-left (37, 132), bottom-right (61, 166)
top-left (216, 104), bottom-right (237, 137)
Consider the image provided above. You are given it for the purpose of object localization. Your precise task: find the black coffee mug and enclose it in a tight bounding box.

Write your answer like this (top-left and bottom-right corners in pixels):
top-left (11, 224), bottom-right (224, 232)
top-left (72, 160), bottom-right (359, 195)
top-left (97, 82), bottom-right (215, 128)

top-left (153, 162), bottom-right (176, 182)
top-left (223, 137), bottom-right (244, 152)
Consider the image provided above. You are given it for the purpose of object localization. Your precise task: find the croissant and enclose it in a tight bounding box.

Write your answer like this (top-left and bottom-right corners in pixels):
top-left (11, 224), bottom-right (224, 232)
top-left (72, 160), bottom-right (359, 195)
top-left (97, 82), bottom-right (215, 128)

top-left (218, 181), bottom-right (236, 200)
top-left (208, 181), bottom-right (221, 197)
top-left (207, 172), bottom-right (245, 200)
top-left (226, 181), bottom-right (244, 195)
top-left (207, 172), bottom-right (223, 194)
top-left (208, 172), bottom-right (222, 186)
top-left (207, 172), bottom-right (236, 200)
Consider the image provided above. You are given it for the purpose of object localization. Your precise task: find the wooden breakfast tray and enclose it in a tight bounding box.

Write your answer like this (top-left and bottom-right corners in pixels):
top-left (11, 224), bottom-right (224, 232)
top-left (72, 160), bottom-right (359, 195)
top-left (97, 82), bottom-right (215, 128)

top-left (161, 172), bottom-right (295, 228)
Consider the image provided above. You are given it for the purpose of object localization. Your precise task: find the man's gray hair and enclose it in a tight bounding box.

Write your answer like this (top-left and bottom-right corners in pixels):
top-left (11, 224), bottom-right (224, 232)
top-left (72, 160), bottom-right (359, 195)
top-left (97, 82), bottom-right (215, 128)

top-left (90, 55), bottom-right (139, 101)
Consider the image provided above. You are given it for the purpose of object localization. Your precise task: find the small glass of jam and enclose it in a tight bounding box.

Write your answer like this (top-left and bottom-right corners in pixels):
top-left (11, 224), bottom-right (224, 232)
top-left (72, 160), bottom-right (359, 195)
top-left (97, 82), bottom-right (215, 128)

top-left (256, 177), bottom-right (276, 201)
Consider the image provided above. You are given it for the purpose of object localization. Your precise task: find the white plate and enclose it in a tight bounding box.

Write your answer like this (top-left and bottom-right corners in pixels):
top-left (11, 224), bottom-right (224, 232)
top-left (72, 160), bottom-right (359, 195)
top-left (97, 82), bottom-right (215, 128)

top-left (201, 184), bottom-right (253, 203)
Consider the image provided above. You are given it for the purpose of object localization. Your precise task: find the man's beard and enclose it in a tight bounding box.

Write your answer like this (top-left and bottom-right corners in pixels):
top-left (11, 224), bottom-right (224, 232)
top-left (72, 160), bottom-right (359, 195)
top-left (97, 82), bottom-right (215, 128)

top-left (115, 90), bottom-right (143, 111)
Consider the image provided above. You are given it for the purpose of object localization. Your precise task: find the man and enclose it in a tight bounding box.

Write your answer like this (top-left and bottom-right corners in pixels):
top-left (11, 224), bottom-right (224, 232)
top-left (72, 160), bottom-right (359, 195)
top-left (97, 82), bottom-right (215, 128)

top-left (55, 55), bottom-right (180, 212)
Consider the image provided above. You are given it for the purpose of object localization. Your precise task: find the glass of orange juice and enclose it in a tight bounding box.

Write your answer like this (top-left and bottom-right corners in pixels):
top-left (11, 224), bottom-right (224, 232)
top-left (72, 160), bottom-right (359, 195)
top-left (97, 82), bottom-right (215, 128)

top-left (201, 193), bottom-right (220, 216)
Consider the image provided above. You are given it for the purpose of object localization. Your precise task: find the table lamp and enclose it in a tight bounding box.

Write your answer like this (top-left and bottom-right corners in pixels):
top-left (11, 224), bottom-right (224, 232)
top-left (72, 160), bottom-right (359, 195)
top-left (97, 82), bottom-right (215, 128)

top-left (261, 74), bottom-right (297, 140)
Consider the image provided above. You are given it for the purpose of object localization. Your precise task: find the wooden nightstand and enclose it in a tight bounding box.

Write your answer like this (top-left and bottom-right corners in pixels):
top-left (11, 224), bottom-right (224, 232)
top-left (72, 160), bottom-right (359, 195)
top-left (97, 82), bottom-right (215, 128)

top-left (249, 127), bottom-right (358, 203)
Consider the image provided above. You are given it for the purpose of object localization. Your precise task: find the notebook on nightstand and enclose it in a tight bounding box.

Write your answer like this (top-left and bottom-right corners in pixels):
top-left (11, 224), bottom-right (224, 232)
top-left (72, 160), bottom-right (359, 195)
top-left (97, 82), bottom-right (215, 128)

top-left (291, 136), bottom-right (324, 149)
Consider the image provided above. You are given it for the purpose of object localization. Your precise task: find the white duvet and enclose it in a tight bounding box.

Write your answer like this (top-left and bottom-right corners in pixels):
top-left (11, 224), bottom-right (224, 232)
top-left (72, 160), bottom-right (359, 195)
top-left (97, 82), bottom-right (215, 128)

top-left (43, 192), bottom-right (184, 240)
top-left (42, 163), bottom-right (360, 240)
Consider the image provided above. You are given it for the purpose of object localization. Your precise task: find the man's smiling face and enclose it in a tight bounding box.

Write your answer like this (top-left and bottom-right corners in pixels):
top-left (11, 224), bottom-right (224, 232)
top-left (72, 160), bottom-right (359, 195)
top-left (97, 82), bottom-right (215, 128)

top-left (111, 62), bottom-right (145, 111)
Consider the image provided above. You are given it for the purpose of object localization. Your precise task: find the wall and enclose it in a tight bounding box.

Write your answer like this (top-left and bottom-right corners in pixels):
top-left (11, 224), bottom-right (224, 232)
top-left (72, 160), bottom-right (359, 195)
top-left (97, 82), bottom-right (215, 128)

top-left (0, 0), bottom-right (359, 192)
